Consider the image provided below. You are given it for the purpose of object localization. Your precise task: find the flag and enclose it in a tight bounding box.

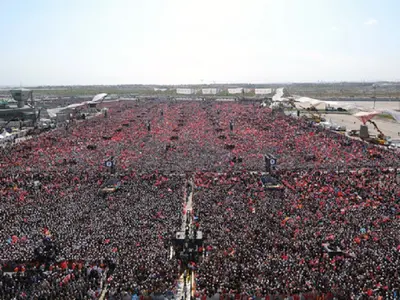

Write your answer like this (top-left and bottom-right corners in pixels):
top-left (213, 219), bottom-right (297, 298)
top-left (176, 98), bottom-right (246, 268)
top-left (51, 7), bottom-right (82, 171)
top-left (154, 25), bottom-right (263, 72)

top-left (60, 261), bottom-right (68, 270)
top-left (43, 228), bottom-right (52, 237)
top-left (11, 235), bottom-right (18, 244)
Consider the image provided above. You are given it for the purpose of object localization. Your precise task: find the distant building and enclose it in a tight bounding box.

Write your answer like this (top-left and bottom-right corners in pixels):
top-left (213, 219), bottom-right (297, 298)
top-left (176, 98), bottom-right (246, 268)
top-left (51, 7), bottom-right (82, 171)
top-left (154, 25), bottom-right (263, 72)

top-left (202, 88), bottom-right (218, 95)
top-left (228, 88), bottom-right (243, 94)
top-left (176, 88), bottom-right (195, 95)
top-left (255, 88), bottom-right (272, 95)
top-left (154, 88), bottom-right (168, 92)
top-left (0, 89), bottom-right (37, 123)
top-left (0, 99), bottom-right (9, 109)
top-left (10, 88), bottom-right (33, 108)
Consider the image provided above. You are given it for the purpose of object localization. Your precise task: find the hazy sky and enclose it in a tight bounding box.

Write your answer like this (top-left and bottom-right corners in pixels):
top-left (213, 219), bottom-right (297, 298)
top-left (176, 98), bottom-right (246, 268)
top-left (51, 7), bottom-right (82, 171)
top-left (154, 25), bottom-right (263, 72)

top-left (1, 0), bottom-right (399, 86)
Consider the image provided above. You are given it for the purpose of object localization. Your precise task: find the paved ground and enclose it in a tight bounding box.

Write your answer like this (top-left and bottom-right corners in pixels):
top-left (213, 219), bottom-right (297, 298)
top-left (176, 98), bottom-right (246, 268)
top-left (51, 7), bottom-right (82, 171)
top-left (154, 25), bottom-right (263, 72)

top-left (321, 113), bottom-right (400, 139)
top-left (274, 83), bottom-right (400, 140)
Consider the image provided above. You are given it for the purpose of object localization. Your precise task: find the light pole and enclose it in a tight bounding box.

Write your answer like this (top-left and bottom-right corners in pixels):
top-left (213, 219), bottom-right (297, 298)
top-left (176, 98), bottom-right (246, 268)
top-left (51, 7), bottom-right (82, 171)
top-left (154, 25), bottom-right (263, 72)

top-left (396, 81), bottom-right (400, 111)
top-left (372, 84), bottom-right (377, 109)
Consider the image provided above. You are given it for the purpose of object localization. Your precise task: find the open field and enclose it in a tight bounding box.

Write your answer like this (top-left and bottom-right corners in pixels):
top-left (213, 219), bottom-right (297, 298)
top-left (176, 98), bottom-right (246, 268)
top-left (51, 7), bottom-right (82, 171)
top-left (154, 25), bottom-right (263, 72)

top-left (285, 82), bottom-right (400, 99)
top-left (2, 82), bottom-right (400, 100)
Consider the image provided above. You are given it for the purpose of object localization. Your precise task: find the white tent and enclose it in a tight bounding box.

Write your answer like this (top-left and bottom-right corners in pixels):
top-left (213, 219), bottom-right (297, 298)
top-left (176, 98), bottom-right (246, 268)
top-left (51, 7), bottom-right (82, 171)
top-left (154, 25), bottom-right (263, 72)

top-left (47, 93), bottom-right (108, 118)
top-left (272, 88), bottom-right (285, 101)
top-left (292, 94), bottom-right (400, 124)
top-left (296, 97), bottom-right (400, 123)
top-left (353, 111), bottom-right (381, 124)
top-left (271, 87), bottom-right (400, 125)
top-left (89, 93), bottom-right (108, 103)
top-left (0, 131), bottom-right (12, 140)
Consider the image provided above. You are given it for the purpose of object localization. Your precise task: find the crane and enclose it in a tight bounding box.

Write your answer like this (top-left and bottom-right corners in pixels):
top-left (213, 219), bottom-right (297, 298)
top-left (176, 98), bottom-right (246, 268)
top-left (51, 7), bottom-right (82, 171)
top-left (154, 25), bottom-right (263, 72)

top-left (367, 120), bottom-right (385, 139)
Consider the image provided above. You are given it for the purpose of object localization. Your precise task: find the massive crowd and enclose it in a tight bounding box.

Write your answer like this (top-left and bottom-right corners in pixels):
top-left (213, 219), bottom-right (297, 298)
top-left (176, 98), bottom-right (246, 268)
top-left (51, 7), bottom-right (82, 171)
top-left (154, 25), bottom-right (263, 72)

top-left (0, 100), bottom-right (398, 299)
top-left (194, 170), bottom-right (399, 299)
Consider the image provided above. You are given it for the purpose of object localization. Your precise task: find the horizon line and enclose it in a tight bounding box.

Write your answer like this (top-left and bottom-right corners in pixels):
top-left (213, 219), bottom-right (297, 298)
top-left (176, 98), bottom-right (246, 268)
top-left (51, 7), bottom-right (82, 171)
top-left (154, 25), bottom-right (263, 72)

top-left (1, 80), bottom-right (400, 88)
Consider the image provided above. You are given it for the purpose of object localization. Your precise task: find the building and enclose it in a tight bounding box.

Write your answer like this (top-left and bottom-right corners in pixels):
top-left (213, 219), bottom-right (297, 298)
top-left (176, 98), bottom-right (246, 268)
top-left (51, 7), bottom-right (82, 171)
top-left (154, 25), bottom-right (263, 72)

top-left (0, 89), bottom-right (38, 124)
top-left (227, 88), bottom-right (243, 94)
top-left (255, 88), bottom-right (272, 95)
top-left (176, 88), bottom-right (195, 95)
top-left (202, 88), bottom-right (218, 95)
top-left (10, 88), bottom-right (33, 108)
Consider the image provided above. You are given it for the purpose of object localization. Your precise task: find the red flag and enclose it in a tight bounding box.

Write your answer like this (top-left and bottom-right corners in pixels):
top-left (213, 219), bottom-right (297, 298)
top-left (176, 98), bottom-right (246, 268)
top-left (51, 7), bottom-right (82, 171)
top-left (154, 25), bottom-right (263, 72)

top-left (60, 261), bottom-right (68, 270)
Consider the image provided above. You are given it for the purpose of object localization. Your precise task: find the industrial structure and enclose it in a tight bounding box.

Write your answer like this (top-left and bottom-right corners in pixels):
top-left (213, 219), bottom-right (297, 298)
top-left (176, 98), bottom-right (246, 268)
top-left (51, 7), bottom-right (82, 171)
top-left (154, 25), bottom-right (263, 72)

top-left (0, 88), bottom-right (39, 126)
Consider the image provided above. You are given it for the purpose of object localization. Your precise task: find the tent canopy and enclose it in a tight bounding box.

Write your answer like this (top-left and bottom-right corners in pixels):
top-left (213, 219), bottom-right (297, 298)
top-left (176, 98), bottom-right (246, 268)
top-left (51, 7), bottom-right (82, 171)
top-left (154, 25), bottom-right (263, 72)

top-left (90, 93), bottom-right (108, 103)
top-left (47, 93), bottom-right (108, 118)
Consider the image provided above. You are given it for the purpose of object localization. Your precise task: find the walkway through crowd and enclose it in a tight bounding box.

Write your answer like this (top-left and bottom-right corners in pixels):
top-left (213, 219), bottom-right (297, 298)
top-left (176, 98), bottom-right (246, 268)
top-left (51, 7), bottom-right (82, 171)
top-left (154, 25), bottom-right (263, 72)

top-left (176, 177), bottom-right (195, 299)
